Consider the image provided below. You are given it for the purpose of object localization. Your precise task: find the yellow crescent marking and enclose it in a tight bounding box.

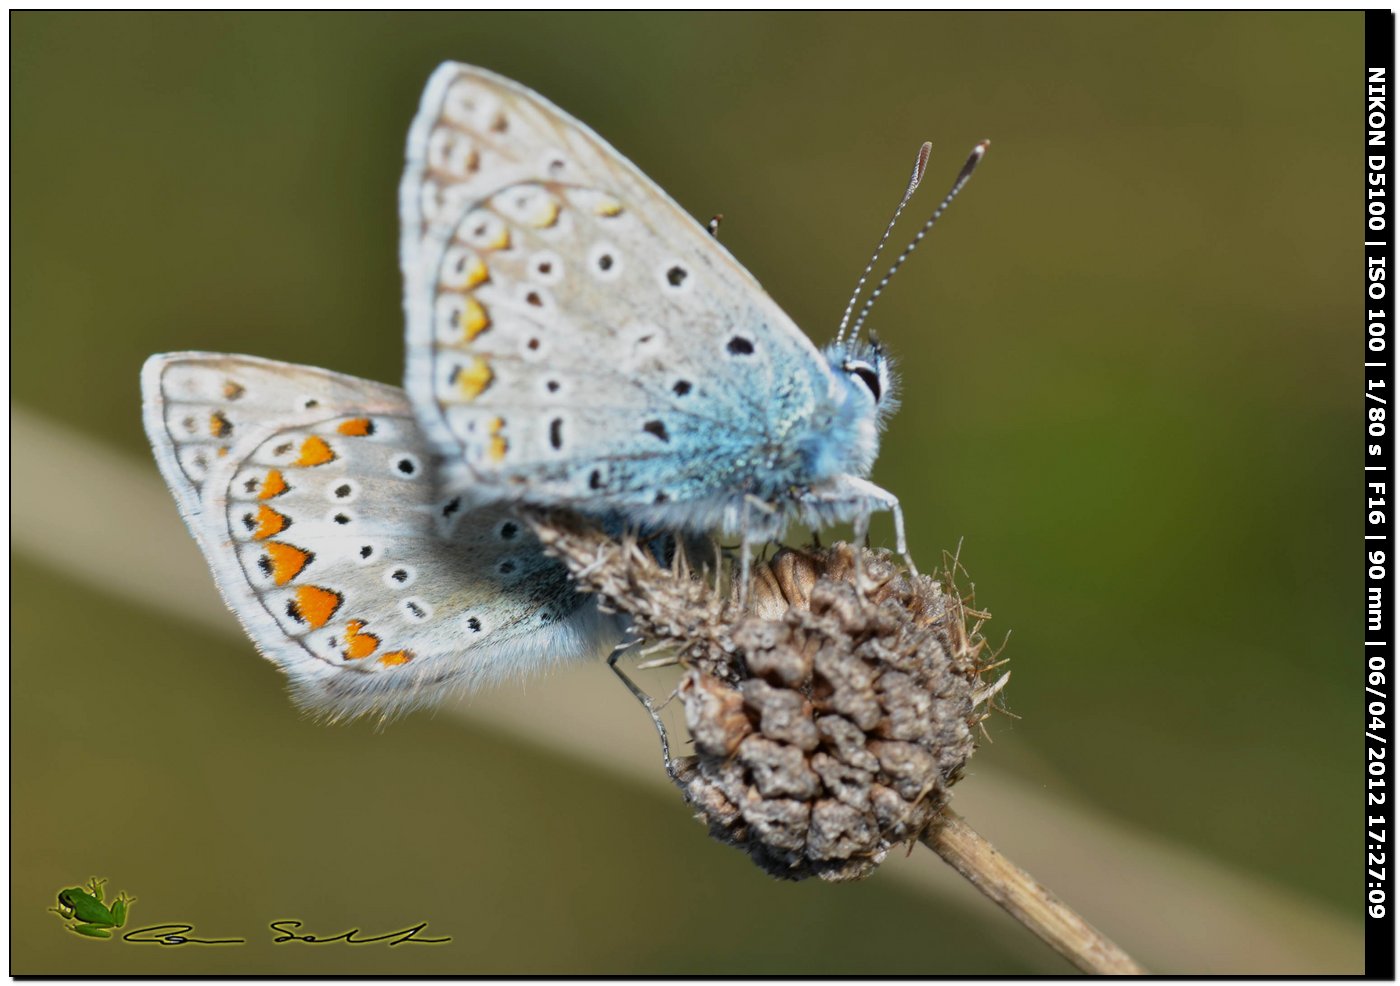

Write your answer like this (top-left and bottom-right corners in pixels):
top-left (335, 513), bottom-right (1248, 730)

top-left (463, 297), bottom-right (491, 340)
top-left (453, 357), bottom-right (493, 400)
top-left (488, 417), bottom-right (508, 463)
top-left (528, 199), bottom-right (561, 228)
top-left (462, 255), bottom-right (489, 289)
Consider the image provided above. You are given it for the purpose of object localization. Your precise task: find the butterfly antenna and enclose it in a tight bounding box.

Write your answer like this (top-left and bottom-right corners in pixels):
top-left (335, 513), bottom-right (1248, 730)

top-left (834, 141), bottom-right (932, 347)
top-left (848, 140), bottom-right (989, 342)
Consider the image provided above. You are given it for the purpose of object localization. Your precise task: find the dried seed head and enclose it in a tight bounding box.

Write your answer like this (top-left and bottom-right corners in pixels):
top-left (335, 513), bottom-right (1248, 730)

top-left (526, 511), bottom-right (1000, 882)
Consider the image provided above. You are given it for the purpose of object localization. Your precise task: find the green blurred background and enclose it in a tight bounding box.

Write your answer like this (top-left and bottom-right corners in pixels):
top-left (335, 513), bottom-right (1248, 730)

top-left (12, 11), bottom-right (1363, 974)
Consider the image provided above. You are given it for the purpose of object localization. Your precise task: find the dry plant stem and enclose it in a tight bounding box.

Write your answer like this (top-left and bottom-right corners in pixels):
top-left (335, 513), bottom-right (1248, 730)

top-left (530, 513), bottom-right (1142, 967)
top-left (924, 809), bottom-right (1146, 975)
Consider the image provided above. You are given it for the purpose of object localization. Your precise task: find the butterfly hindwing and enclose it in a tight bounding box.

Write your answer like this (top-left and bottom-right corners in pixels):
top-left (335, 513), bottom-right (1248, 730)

top-left (142, 352), bottom-right (622, 718)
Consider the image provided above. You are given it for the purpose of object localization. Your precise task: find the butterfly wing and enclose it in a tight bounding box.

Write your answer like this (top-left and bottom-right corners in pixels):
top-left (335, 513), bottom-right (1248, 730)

top-left (142, 352), bottom-right (622, 719)
top-left (399, 63), bottom-right (846, 533)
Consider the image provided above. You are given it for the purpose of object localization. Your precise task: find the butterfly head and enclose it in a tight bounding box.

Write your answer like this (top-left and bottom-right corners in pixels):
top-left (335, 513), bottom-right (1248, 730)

top-left (808, 337), bottom-right (900, 483)
top-left (827, 337), bottom-right (899, 428)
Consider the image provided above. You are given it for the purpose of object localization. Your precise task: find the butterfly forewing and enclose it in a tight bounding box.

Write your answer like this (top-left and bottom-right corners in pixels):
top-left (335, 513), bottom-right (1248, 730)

top-left (142, 353), bottom-right (621, 718)
top-left (400, 64), bottom-right (837, 524)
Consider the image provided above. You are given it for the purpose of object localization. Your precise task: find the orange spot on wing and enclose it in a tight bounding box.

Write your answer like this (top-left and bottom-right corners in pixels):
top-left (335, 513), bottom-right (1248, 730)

top-left (463, 297), bottom-right (491, 340)
top-left (337, 418), bottom-right (374, 437)
top-left (595, 197), bottom-right (623, 217)
top-left (252, 505), bottom-right (289, 540)
top-left (264, 542), bottom-right (312, 585)
top-left (488, 417), bottom-right (508, 463)
top-left (209, 411), bottom-right (232, 438)
top-left (342, 620), bottom-right (380, 660)
top-left (259, 469), bottom-right (288, 499)
top-left (292, 585), bottom-right (342, 629)
top-left (486, 226), bottom-right (510, 250)
top-left (223, 381), bottom-right (245, 400)
top-left (452, 357), bottom-right (494, 400)
top-left (378, 650), bottom-right (414, 667)
top-left (294, 435), bottom-right (335, 467)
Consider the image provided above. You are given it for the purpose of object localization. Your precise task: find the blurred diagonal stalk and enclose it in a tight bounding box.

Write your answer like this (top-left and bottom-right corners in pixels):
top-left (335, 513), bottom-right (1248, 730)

top-left (925, 810), bottom-right (1145, 974)
top-left (11, 404), bottom-right (1363, 975)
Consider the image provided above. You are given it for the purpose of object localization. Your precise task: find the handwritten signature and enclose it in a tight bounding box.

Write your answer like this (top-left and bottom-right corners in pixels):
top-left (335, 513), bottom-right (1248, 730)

top-left (269, 920), bottom-right (449, 946)
top-left (121, 920), bottom-right (449, 947)
top-left (123, 925), bottom-right (244, 946)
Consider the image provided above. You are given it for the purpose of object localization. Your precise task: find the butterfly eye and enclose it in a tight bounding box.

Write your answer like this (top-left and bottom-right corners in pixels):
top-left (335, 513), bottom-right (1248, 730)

top-left (845, 361), bottom-right (882, 403)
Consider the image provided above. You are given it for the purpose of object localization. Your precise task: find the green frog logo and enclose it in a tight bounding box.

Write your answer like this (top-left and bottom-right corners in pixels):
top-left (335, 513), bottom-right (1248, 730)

top-left (50, 877), bottom-right (134, 939)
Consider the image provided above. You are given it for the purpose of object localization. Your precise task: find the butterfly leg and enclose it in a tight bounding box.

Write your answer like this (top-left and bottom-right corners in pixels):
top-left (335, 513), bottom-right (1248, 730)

top-left (736, 494), bottom-right (774, 610)
top-left (791, 477), bottom-right (911, 579)
top-left (796, 477), bottom-right (918, 576)
top-left (607, 639), bottom-right (677, 779)
top-left (889, 499), bottom-right (919, 576)
top-left (738, 528), bottom-right (753, 609)
top-left (851, 508), bottom-right (872, 596)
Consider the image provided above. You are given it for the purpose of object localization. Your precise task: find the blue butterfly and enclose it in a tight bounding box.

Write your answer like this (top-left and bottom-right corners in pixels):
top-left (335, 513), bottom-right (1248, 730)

top-left (141, 63), bottom-right (985, 719)
top-left (399, 63), bottom-right (985, 562)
